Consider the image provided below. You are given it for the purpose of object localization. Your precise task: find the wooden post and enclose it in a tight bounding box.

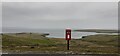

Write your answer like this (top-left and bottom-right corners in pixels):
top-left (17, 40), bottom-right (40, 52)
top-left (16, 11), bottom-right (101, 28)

top-left (30, 32), bottom-right (32, 37)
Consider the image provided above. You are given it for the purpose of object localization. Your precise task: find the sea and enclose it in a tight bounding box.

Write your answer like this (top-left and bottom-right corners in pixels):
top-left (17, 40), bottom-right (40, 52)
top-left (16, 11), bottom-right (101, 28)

top-left (2, 29), bottom-right (101, 39)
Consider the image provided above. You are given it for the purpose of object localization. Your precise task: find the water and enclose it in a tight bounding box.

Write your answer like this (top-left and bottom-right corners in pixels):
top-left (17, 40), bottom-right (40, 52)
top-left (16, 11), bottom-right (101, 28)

top-left (40, 29), bottom-right (97, 39)
top-left (32, 29), bottom-right (97, 39)
top-left (2, 29), bottom-right (98, 39)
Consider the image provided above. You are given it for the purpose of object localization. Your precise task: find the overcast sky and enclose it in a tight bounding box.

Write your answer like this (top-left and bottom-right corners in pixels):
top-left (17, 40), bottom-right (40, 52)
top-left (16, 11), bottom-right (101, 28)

top-left (1, 0), bottom-right (119, 2)
top-left (2, 2), bottom-right (118, 29)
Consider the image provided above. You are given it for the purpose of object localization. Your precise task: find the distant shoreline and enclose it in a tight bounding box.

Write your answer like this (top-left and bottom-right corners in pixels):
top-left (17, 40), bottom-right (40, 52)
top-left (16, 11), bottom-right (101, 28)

top-left (73, 29), bottom-right (118, 33)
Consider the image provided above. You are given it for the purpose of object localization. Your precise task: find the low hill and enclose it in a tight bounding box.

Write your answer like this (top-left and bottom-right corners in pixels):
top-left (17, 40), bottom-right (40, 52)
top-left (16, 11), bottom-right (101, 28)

top-left (81, 34), bottom-right (118, 47)
top-left (1, 33), bottom-right (49, 39)
top-left (2, 34), bottom-right (55, 46)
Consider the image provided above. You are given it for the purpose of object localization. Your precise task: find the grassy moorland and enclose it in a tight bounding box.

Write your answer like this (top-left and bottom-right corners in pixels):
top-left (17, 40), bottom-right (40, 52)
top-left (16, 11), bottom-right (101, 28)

top-left (1, 33), bottom-right (119, 54)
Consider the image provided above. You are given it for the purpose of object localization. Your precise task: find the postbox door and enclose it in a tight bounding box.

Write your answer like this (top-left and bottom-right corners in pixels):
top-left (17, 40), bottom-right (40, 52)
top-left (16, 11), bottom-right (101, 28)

top-left (66, 29), bottom-right (71, 40)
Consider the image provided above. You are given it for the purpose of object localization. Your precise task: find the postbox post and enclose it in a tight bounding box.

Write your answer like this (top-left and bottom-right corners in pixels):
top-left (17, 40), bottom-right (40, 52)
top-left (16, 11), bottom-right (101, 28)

top-left (67, 40), bottom-right (69, 50)
top-left (65, 28), bottom-right (71, 50)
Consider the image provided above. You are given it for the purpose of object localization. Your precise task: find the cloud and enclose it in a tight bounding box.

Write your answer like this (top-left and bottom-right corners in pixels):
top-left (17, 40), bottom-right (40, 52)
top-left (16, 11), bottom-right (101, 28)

top-left (2, 2), bottom-right (118, 29)
top-left (1, 0), bottom-right (119, 2)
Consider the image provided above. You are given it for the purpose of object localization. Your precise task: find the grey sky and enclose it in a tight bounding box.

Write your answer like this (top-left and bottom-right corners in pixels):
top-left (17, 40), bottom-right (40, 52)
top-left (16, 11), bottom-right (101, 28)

top-left (1, 0), bottom-right (119, 2)
top-left (2, 2), bottom-right (118, 29)
top-left (0, 3), bottom-right (1, 21)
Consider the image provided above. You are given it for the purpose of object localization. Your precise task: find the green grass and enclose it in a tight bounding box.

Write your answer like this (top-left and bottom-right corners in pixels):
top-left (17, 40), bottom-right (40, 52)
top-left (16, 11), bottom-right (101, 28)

top-left (2, 35), bottom-right (55, 46)
top-left (81, 35), bottom-right (118, 47)
top-left (2, 33), bottom-right (119, 54)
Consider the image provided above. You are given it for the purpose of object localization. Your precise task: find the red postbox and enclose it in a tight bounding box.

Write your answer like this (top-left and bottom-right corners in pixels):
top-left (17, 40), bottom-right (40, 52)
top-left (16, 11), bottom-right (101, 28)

top-left (66, 28), bottom-right (71, 40)
top-left (65, 28), bottom-right (71, 50)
